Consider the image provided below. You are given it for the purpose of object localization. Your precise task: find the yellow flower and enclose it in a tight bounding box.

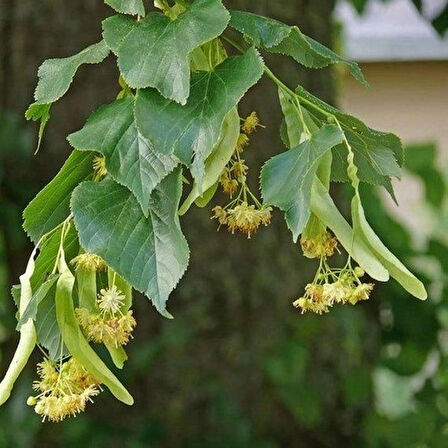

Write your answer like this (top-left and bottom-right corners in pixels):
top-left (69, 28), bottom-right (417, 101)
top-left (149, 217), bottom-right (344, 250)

top-left (242, 112), bottom-right (263, 134)
top-left (236, 133), bottom-right (250, 153)
top-left (226, 202), bottom-right (262, 238)
top-left (76, 308), bottom-right (136, 347)
top-left (322, 281), bottom-right (350, 304)
top-left (212, 206), bottom-right (228, 226)
top-left (300, 232), bottom-right (338, 258)
top-left (231, 160), bottom-right (248, 182)
top-left (71, 253), bottom-right (106, 272)
top-left (258, 206), bottom-right (273, 226)
top-left (29, 358), bottom-right (100, 422)
top-left (348, 283), bottom-right (374, 305)
top-left (304, 283), bottom-right (324, 301)
top-left (219, 172), bottom-right (239, 196)
top-left (97, 285), bottom-right (126, 314)
top-left (293, 297), bottom-right (329, 315)
top-left (93, 155), bottom-right (107, 181)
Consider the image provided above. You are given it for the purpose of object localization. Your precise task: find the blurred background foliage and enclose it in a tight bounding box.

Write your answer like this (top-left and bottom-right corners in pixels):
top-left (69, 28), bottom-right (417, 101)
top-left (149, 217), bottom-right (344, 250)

top-left (0, 0), bottom-right (447, 446)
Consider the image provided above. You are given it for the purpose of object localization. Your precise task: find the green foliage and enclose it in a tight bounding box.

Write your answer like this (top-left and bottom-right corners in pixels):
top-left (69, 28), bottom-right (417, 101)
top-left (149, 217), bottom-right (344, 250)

top-left (54, 246), bottom-right (133, 404)
top-left (24, 103), bottom-right (51, 153)
top-left (33, 41), bottom-right (110, 105)
top-left (102, 0), bottom-right (230, 103)
top-left (179, 108), bottom-right (240, 214)
top-left (1, 0), bottom-right (432, 425)
top-left (261, 124), bottom-right (344, 241)
top-left (134, 48), bottom-right (263, 187)
top-left (68, 97), bottom-right (178, 215)
top-left (71, 171), bottom-right (189, 315)
top-left (229, 10), bottom-right (367, 85)
top-left (295, 85), bottom-right (403, 194)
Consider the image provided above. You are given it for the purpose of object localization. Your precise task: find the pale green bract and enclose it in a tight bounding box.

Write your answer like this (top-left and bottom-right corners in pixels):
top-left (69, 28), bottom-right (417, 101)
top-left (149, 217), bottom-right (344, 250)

top-left (310, 179), bottom-right (389, 281)
top-left (0, 249), bottom-right (37, 406)
top-left (229, 10), bottom-right (367, 86)
top-left (102, 0), bottom-right (230, 104)
top-left (34, 40), bottom-right (110, 104)
top-left (351, 195), bottom-right (427, 299)
top-left (67, 96), bottom-right (178, 216)
top-left (344, 134), bottom-right (427, 299)
top-left (261, 125), bottom-right (344, 242)
top-left (71, 170), bottom-right (189, 315)
top-left (105, 0), bottom-right (145, 16)
top-left (135, 48), bottom-right (263, 189)
top-left (55, 246), bottom-right (134, 404)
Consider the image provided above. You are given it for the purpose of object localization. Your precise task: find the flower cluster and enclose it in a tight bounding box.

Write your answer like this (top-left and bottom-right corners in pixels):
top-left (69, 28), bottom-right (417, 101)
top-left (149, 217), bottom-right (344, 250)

top-left (76, 308), bottom-right (136, 347)
top-left (294, 264), bottom-right (374, 314)
top-left (300, 232), bottom-right (338, 258)
top-left (76, 286), bottom-right (136, 347)
top-left (212, 203), bottom-right (272, 238)
top-left (212, 112), bottom-right (272, 238)
top-left (71, 253), bottom-right (106, 272)
top-left (242, 111), bottom-right (264, 135)
top-left (28, 358), bottom-right (100, 422)
top-left (294, 233), bottom-right (374, 314)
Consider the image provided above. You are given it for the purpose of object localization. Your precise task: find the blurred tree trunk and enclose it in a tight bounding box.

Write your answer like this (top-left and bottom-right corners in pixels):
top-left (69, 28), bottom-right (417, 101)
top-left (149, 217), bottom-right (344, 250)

top-left (0, 2), bottom-right (369, 447)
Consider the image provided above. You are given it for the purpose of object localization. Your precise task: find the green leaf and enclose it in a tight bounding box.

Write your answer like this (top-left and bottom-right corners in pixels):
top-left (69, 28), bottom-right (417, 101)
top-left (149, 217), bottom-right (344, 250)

top-left (11, 285), bottom-right (21, 309)
top-left (135, 48), bottom-right (263, 188)
top-left (295, 85), bottom-right (403, 193)
top-left (25, 103), bottom-right (51, 153)
top-left (310, 179), bottom-right (389, 281)
top-left (71, 170), bottom-right (189, 314)
top-left (178, 108), bottom-right (240, 215)
top-left (55, 246), bottom-right (133, 404)
top-left (34, 40), bottom-right (109, 104)
top-left (23, 150), bottom-right (95, 243)
top-left (17, 274), bottom-right (59, 329)
top-left (261, 125), bottom-right (344, 242)
top-left (67, 96), bottom-right (178, 216)
top-left (35, 283), bottom-right (66, 360)
top-left (102, 0), bottom-right (230, 104)
top-left (229, 10), bottom-right (367, 86)
top-left (105, 0), bottom-right (145, 16)
top-left (432, 3), bottom-right (448, 36)
top-left (351, 194), bottom-right (427, 299)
